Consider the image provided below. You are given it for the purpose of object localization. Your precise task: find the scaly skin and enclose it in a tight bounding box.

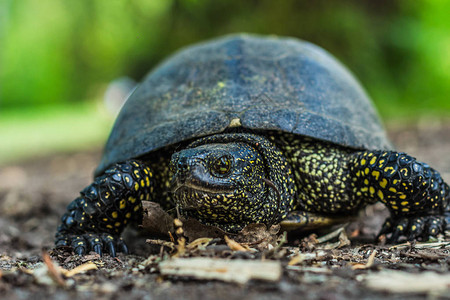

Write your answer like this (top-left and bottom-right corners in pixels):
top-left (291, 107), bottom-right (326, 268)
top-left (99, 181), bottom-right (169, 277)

top-left (55, 133), bottom-right (450, 256)
top-left (171, 134), bottom-right (296, 232)
top-left (351, 151), bottom-right (449, 242)
top-left (55, 161), bottom-right (154, 256)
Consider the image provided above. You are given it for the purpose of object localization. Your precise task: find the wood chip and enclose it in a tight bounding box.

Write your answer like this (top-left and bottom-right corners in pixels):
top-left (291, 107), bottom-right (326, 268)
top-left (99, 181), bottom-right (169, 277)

top-left (388, 240), bottom-right (450, 250)
top-left (316, 226), bottom-right (348, 244)
top-left (159, 257), bottom-right (281, 284)
top-left (288, 250), bottom-right (327, 266)
top-left (363, 270), bottom-right (450, 293)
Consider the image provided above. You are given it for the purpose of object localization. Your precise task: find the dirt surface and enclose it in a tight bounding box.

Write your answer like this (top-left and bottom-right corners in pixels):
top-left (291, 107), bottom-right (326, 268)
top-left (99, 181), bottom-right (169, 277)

top-left (1, 123), bottom-right (449, 299)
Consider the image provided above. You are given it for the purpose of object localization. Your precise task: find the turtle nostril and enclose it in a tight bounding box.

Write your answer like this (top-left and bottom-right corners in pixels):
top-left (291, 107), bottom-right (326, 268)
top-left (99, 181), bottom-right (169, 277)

top-left (177, 158), bottom-right (189, 173)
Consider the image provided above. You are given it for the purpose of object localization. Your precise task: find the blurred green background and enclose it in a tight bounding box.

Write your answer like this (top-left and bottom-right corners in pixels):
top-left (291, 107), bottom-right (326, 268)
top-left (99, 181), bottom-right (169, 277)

top-left (1, 0), bottom-right (449, 165)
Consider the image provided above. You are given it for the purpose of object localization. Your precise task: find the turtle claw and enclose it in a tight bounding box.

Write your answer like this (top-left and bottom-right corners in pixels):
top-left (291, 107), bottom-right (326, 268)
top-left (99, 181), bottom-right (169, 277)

top-left (93, 244), bottom-right (103, 256)
top-left (56, 232), bottom-right (128, 257)
top-left (117, 239), bottom-right (129, 254)
top-left (74, 246), bottom-right (86, 256)
top-left (106, 241), bottom-right (116, 258)
top-left (379, 215), bottom-right (445, 244)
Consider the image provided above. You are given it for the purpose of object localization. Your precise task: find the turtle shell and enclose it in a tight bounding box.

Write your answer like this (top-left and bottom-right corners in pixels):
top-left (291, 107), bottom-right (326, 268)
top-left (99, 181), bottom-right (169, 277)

top-left (96, 34), bottom-right (391, 175)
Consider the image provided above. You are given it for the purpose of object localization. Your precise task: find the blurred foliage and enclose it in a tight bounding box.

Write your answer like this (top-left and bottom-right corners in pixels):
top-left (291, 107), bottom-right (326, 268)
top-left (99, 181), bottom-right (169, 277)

top-left (1, 0), bottom-right (449, 117)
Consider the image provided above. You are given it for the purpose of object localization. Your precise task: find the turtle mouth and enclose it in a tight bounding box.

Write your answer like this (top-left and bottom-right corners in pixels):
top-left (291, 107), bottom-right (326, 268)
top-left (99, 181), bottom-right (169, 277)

top-left (171, 182), bottom-right (235, 210)
top-left (172, 182), bottom-right (235, 195)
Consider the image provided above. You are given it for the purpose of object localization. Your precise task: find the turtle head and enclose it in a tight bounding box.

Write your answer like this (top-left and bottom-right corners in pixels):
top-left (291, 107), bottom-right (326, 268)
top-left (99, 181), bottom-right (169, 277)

top-left (169, 133), bottom-right (295, 232)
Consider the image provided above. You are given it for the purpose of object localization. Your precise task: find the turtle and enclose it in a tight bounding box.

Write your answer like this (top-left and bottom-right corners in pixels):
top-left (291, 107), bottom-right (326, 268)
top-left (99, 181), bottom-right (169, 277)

top-left (55, 34), bottom-right (450, 256)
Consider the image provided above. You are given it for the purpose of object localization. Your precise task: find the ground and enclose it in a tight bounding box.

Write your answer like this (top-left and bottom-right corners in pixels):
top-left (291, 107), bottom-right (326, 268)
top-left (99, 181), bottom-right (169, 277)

top-left (1, 122), bottom-right (449, 300)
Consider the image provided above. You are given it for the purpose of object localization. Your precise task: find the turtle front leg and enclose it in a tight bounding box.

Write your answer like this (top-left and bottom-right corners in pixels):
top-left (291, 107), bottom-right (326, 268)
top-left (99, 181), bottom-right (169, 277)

top-left (351, 151), bottom-right (450, 243)
top-left (55, 160), bottom-right (154, 256)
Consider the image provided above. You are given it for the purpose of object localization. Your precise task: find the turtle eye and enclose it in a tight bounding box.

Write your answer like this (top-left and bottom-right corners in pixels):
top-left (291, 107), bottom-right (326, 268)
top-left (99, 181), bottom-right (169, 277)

top-left (212, 155), bottom-right (233, 175)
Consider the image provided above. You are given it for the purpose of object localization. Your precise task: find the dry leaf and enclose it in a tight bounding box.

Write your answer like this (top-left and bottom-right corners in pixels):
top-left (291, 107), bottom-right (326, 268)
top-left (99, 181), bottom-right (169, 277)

top-left (186, 238), bottom-right (213, 250)
top-left (235, 224), bottom-right (280, 251)
top-left (140, 201), bottom-right (174, 235)
top-left (173, 237), bottom-right (186, 257)
top-left (63, 262), bottom-right (98, 277)
top-left (351, 250), bottom-right (377, 270)
top-left (42, 251), bottom-right (65, 287)
top-left (224, 235), bottom-right (249, 251)
top-left (181, 218), bottom-right (227, 241)
top-left (146, 239), bottom-right (176, 250)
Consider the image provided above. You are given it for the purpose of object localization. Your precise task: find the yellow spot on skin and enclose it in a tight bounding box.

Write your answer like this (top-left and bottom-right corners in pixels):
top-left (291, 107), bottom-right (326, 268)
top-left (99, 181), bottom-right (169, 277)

top-left (112, 211), bottom-right (118, 218)
top-left (370, 156), bottom-right (377, 165)
top-left (389, 187), bottom-right (397, 193)
top-left (125, 212), bottom-right (131, 219)
top-left (393, 179), bottom-right (399, 185)
top-left (129, 196), bottom-right (136, 203)
top-left (400, 168), bottom-right (409, 177)
top-left (141, 180), bottom-right (145, 187)
top-left (384, 166), bottom-right (394, 174)
top-left (115, 222), bottom-right (121, 227)
top-left (401, 201), bottom-right (409, 206)
top-left (105, 191), bottom-right (110, 199)
top-left (411, 225), bottom-right (417, 231)
top-left (125, 176), bottom-right (130, 183)
top-left (119, 199), bottom-right (126, 209)
top-left (397, 225), bottom-right (404, 231)
top-left (106, 225), bottom-right (113, 229)
top-left (134, 183), bottom-right (139, 191)
top-left (361, 158), bottom-right (366, 166)
top-left (369, 187), bottom-right (375, 194)
top-left (399, 194), bottom-right (407, 199)
top-left (103, 218), bottom-right (108, 222)
top-left (379, 178), bottom-right (388, 189)
top-left (402, 208), bottom-right (409, 212)
top-left (372, 171), bottom-right (380, 180)
top-left (364, 168), bottom-right (370, 175)
top-left (146, 177), bottom-right (150, 187)
top-left (134, 205), bottom-right (140, 212)
top-left (364, 179), bottom-right (369, 185)
top-left (377, 190), bottom-right (384, 200)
